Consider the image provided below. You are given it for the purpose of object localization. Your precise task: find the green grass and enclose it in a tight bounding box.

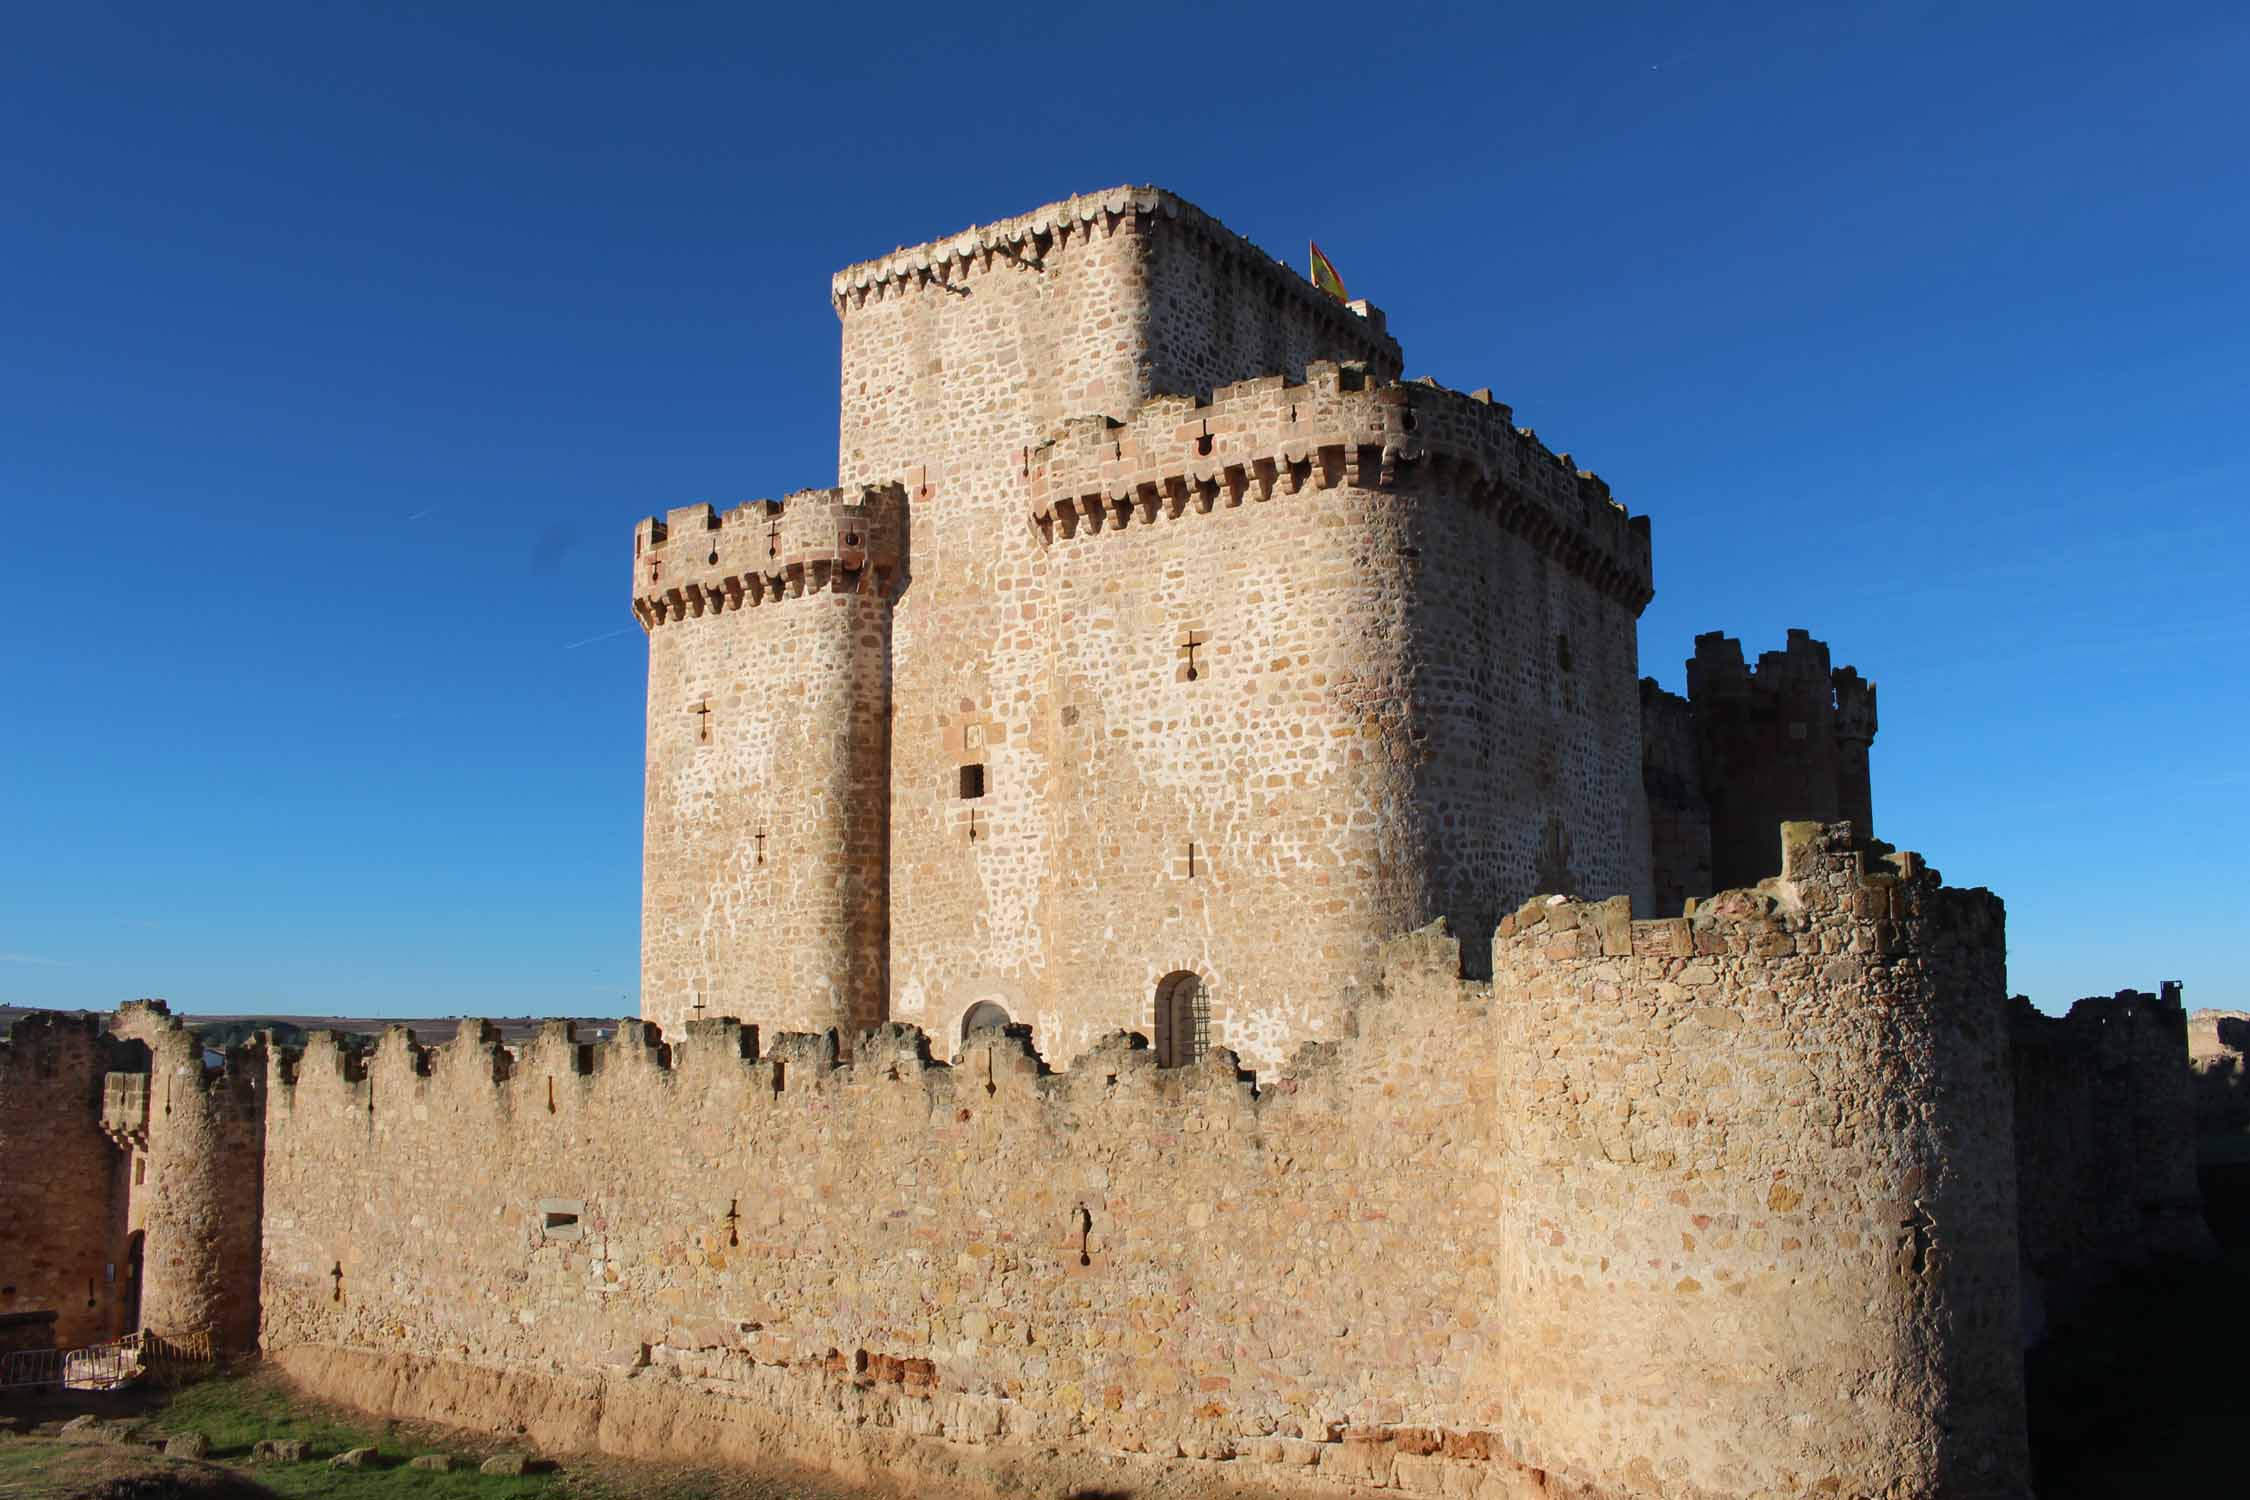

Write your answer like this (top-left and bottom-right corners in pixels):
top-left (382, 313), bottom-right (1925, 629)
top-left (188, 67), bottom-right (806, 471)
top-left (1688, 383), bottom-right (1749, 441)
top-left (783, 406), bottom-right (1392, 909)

top-left (1, 1366), bottom-right (866, 1500)
top-left (146, 1375), bottom-right (559, 1499)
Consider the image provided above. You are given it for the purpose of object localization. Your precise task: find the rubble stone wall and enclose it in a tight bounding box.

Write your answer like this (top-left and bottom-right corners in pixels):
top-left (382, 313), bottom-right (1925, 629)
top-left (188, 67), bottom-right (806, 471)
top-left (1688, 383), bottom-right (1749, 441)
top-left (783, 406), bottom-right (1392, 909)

top-left (1490, 823), bottom-right (2029, 1500)
top-left (1637, 679), bottom-right (1709, 918)
top-left (0, 1013), bottom-right (127, 1347)
top-left (2012, 984), bottom-right (2214, 1284)
top-left (260, 927), bottom-right (1525, 1493)
top-left (1685, 631), bottom-right (1877, 892)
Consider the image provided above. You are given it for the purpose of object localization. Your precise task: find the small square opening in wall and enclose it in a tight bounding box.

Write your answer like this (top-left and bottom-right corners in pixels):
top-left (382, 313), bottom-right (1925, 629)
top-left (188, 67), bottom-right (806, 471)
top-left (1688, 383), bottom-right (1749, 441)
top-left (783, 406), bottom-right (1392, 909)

top-left (958, 764), bottom-right (986, 800)
top-left (538, 1198), bottom-right (585, 1241)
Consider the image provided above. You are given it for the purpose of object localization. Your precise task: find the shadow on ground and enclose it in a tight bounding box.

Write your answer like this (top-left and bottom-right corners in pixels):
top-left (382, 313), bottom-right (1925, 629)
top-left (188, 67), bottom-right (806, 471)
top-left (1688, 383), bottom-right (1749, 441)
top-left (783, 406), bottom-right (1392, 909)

top-left (2026, 1159), bottom-right (2250, 1500)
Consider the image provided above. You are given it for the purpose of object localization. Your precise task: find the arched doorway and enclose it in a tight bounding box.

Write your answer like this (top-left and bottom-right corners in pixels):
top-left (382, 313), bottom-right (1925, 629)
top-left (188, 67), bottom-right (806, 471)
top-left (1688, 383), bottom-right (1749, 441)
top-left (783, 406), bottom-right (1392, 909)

top-left (1153, 972), bottom-right (1209, 1069)
top-left (959, 1001), bottom-right (1012, 1047)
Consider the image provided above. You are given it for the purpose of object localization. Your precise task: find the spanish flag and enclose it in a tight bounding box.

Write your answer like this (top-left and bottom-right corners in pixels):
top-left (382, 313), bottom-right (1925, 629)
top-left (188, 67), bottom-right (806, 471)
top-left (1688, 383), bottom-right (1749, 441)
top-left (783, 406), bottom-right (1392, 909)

top-left (1309, 241), bottom-right (1348, 303)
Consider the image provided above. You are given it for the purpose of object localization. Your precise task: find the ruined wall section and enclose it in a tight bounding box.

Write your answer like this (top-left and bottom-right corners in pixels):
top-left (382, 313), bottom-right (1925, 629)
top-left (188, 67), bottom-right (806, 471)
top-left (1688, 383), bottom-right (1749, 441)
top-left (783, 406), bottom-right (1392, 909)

top-left (112, 1002), bottom-right (266, 1352)
top-left (1491, 822), bottom-right (2028, 1500)
top-left (1638, 679), bottom-right (1710, 918)
top-left (261, 932), bottom-right (1523, 1493)
top-left (633, 487), bottom-right (900, 1039)
top-left (1686, 631), bottom-right (1877, 892)
top-left (0, 1013), bottom-right (128, 1347)
top-left (2011, 983), bottom-right (2214, 1287)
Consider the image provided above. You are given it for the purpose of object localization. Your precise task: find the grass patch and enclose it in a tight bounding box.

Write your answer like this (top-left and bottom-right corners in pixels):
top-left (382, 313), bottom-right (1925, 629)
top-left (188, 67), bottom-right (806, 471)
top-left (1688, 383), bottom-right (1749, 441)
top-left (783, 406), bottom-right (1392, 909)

top-left (147, 1373), bottom-right (558, 1499)
top-left (1, 1366), bottom-right (866, 1499)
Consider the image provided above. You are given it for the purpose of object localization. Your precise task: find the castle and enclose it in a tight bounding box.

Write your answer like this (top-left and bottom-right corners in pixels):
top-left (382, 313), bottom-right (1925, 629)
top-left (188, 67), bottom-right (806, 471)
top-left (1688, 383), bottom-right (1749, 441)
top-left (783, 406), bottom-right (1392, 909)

top-left (632, 186), bottom-right (1881, 1073)
top-left (0, 188), bottom-right (2214, 1500)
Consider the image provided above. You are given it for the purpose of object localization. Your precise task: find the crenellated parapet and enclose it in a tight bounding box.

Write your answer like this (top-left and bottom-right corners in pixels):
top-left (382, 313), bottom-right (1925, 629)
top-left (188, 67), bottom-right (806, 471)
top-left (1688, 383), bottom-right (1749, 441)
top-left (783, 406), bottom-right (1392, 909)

top-left (630, 483), bottom-right (907, 631)
top-left (1025, 361), bottom-right (1654, 612)
top-left (828, 185), bottom-right (1403, 380)
top-left (1690, 628), bottom-right (1878, 739)
top-left (1678, 628), bottom-right (1881, 892)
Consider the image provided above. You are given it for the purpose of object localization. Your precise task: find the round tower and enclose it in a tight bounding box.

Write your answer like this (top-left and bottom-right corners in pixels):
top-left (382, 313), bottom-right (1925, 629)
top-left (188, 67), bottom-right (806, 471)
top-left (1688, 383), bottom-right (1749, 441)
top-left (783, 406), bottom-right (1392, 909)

top-left (113, 1004), bottom-right (266, 1352)
top-left (1490, 824), bottom-right (2028, 1499)
top-left (633, 485), bottom-right (901, 1045)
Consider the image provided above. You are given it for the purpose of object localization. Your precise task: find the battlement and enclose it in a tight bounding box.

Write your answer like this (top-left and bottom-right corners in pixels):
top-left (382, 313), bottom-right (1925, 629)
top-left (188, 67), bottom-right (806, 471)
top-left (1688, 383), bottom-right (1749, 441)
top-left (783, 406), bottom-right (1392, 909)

top-left (828, 185), bottom-right (1403, 380)
top-left (0, 1010), bottom-right (110, 1080)
top-left (1024, 360), bottom-right (1654, 611)
top-left (1500, 819), bottom-right (2001, 968)
top-left (272, 1008), bottom-right (1280, 1120)
top-left (630, 483), bottom-right (906, 631)
top-left (1689, 627), bottom-right (1880, 739)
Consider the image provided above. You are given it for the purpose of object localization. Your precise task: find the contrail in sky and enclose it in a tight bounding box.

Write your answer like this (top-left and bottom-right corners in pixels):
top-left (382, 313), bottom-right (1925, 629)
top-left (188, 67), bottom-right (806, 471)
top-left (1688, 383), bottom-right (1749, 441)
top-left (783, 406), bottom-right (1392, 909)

top-left (564, 626), bottom-right (636, 650)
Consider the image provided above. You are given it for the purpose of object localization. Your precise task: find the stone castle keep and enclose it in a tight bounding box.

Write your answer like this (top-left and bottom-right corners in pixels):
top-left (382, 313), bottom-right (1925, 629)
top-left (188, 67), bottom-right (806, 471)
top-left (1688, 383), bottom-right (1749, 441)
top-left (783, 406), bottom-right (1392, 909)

top-left (0, 188), bottom-right (2214, 1500)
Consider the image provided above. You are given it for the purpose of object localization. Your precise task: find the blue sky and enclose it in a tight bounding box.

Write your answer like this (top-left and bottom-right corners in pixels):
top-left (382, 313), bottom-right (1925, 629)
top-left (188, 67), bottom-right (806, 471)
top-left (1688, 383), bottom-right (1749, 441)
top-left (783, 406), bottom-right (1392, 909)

top-left (3, 2), bottom-right (2243, 1020)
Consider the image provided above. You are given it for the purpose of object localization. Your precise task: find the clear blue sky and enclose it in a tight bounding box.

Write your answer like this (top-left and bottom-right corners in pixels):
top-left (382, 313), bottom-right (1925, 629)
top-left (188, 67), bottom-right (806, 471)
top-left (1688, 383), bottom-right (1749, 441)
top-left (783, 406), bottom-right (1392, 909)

top-left (4, 2), bottom-right (2243, 1020)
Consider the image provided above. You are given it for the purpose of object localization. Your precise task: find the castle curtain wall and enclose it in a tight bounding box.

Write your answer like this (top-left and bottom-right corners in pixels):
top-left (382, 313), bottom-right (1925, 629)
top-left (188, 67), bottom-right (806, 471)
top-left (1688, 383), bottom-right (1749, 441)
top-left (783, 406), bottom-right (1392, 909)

top-left (259, 935), bottom-right (1513, 1489)
top-left (0, 1015), bottom-right (128, 1347)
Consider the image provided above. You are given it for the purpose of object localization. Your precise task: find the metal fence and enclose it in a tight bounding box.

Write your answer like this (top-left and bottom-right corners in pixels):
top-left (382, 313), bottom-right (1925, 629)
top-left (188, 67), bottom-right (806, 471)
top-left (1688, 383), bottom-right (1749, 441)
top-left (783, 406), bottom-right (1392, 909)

top-left (0, 1326), bottom-right (209, 1391)
top-left (0, 1340), bottom-right (137, 1391)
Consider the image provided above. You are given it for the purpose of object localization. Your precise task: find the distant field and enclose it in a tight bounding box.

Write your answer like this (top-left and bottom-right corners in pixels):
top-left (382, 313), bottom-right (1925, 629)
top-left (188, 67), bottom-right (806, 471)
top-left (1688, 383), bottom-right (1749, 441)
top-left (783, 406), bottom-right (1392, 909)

top-left (0, 1007), bottom-right (625, 1048)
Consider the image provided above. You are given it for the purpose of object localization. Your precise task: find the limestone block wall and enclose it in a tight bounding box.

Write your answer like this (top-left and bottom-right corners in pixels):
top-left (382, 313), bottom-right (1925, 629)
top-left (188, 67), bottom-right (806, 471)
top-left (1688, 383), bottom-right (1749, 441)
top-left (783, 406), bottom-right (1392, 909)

top-left (633, 487), bottom-right (900, 1040)
top-left (2011, 985), bottom-right (2214, 1285)
top-left (260, 930), bottom-right (1521, 1490)
top-left (1491, 823), bottom-right (2028, 1500)
top-left (1638, 680), bottom-right (1710, 918)
top-left (0, 1013), bottom-right (128, 1347)
top-left (113, 1002), bottom-right (266, 1352)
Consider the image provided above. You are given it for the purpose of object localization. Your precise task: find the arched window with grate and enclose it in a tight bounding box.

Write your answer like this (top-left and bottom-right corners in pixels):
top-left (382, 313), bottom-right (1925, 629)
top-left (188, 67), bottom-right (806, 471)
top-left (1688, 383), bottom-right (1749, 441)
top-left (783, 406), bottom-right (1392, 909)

top-left (959, 1001), bottom-right (1012, 1046)
top-left (1153, 972), bottom-right (1209, 1069)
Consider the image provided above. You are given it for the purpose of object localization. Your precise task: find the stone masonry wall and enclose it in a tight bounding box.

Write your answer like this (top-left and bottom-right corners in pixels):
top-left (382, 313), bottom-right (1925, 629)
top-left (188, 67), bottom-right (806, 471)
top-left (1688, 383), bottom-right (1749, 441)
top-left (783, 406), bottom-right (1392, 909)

top-left (0, 1013), bottom-right (128, 1348)
top-left (915, 358), bottom-right (1652, 1068)
top-left (826, 190), bottom-right (1416, 1072)
top-left (2011, 985), bottom-right (2214, 1288)
top-left (633, 487), bottom-right (900, 1040)
top-left (1491, 823), bottom-right (2028, 1500)
top-left (260, 928), bottom-right (1528, 1495)
top-left (1637, 680), bottom-right (1710, 918)
top-left (1686, 632), bottom-right (1876, 893)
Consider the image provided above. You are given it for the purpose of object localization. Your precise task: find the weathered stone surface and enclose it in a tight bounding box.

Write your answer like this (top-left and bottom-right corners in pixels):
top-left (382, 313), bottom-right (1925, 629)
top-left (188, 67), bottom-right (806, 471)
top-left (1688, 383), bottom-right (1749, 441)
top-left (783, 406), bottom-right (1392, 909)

top-left (329, 1446), bottom-right (375, 1468)
top-left (408, 1453), bottom-right (453, 1471)
top-left (479, 1453), bottom-right (531, 1476)
top-left (251, 1437), bottom-right (310, 1462)
top-left (164, 1431), bottom-right (212, 1459)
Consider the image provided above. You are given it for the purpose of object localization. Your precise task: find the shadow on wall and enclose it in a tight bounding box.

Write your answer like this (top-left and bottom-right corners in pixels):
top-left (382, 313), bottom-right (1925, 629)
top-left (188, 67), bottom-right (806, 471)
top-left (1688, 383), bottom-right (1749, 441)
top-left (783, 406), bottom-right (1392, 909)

top-left (2025, 1245), bottom-right (2250, 1500)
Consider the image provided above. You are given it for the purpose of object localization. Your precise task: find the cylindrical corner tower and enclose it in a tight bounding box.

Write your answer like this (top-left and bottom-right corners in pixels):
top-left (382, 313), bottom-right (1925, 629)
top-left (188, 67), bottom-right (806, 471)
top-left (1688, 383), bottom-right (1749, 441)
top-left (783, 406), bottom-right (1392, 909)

top-left (125, 1014), bottom-right (265, 1353)
top-left (1490, 825), bottom-right (2028, 1499)
top-left (633, 486), bottom-right (899, 1044)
